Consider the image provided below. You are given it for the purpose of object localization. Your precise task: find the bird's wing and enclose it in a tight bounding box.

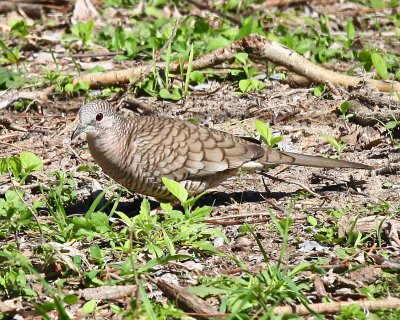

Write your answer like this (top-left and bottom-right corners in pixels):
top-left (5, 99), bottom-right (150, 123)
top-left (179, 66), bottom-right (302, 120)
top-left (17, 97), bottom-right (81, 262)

top-left (135, 117), bottom-right (264, 182)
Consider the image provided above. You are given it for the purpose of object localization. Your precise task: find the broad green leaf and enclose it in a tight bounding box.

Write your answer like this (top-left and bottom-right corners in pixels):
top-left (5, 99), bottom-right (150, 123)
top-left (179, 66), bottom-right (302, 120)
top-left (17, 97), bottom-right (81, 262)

top-left (307, 216), bottom-right (318, 226)
top-left (235, 52), bottom-right (248, 65)
top-left (192, 240), bottom-right (215, 251)
top-left (64, 83), bottom-right (74, 92)
top-left (89, 215), bottom-right (109, 235)
top-left (190, 70), bottom-right (205, 84)
top-left (313, 84), bottom-right (325, 97)
top-left (162, 228), bottom-right (176, 255)
top-left (20, 151), bottom-right (43, 172)
top-left (170, 87), bottom-right (182, 100)
top-left (270, 136), bottom-right (283, 146)
top-left (144, 6), bottom-right (164, 18)
top-left (160, 202), bottom-right (173, 213)
top-left (339, 100), bottom-right (350, 114)
top-left (255, 119), bottom-right (272, 144)
top-left (159, 88), bottom-right (172, 99)
top-left (63, 294), bottom-right (78, 305)
top-left (162, 177), bottom-right (188, 203)
top-left (140, 198), bottom-right (150, 216)
top-left (239, 79), bottom-right (252, 93)
top-left (385, 121), bottom-right (399, 130)
top-left (5, 189), bottom-right (23, 203)
top-left (206, 36), bottom-right (230, 51)
top-left (346, 20), bottom-right (355, 40)
top-left (10, 20), bottom-right (29, 37)
top-left (77, 81), bottom-right (89, 91)
top-left (371, 52), bottom-right (388, 79)
top-left (147, 242), bottom-right (163, 258)
top-left (159, 87), bottom-right (182, 101)
top-left (115, 210), bottom-right (133, 227)
top-left (194, 19), bottom-right (209, 33)
top-left (289, 262), bottom-right (311, 277)
top-left (9, 157), bottom-right (22, 179)
top-left (235, 16), bottom-right (253, 40)
top-left (0, 157), bottom-right (9, 174)
top-left (89, 244), bottom-right (104, 260)
top-left (370, 0), bottom-right (385, 8)
top-left (82, 300), bottom-right (97, 314)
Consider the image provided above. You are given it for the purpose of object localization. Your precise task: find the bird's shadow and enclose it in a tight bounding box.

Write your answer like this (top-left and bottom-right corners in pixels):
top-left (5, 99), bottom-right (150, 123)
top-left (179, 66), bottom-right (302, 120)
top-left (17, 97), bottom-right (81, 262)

top-left (65, 179), bottom-right (365, 217)
top-left (65, 190), bottom-right (288, 218)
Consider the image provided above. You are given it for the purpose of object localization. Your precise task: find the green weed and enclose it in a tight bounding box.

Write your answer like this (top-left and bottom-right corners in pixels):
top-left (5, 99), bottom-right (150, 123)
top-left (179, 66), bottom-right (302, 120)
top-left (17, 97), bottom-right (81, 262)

top-left (322, 134), bottom-right (347, 158)
top-left (255, 119), bottom-right (283, 149)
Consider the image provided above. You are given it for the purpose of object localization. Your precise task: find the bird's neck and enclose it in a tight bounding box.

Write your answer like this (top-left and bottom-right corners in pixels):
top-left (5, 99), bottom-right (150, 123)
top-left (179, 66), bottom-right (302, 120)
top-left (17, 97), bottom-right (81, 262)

top-left (86, 117), bottom-right (136, 171)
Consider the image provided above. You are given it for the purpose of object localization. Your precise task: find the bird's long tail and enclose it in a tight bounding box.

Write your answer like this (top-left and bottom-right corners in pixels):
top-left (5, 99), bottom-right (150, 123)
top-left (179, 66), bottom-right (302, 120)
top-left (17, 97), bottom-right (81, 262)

top-left (262, 149), bottom-right (373, 170)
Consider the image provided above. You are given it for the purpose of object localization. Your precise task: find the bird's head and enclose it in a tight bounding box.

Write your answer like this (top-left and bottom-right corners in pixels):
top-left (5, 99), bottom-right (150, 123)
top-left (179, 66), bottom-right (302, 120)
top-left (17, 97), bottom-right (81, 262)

top-left (71, 100), bottom-right (117, 140)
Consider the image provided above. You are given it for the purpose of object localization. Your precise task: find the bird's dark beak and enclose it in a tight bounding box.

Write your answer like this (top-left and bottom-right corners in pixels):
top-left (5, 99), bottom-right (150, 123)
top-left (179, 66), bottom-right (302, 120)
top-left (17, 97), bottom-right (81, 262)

top-left (71, 124), bottom-right (86, 140)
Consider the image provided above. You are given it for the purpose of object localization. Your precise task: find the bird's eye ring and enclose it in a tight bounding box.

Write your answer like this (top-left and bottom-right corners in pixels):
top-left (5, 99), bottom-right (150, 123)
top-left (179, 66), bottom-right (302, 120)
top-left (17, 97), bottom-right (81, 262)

top-left (95, 113), bottom-right (103, 121)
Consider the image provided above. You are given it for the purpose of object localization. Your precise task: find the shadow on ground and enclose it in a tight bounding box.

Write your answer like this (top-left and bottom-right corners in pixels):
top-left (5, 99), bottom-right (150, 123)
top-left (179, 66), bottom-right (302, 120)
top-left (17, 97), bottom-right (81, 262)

top-left (64, 190), bottom-right (291, 217)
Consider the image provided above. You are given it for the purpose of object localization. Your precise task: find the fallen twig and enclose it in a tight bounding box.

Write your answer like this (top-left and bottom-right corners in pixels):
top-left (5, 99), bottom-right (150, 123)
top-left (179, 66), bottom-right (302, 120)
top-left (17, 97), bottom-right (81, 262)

top-left (260, 171), bottom-right (322, 198)
top-left (205, 217), bottom-right (271, 226)
top-left (182, 0), bottom-right (241, 25)
top-left (73, 34), bottom-right (400, 93)
top-left (0, 116), bottom-right (28, 132)
top-left (273, 297), bottom-right (400, 316)
top-left (0, 86), bottom-right (55, 110)
top-left (242, 35), bottom-right (400, 93)
top-left (73, 39), bottom-right (239, 87)
top-left (149, 277), bottom-right (221, 320)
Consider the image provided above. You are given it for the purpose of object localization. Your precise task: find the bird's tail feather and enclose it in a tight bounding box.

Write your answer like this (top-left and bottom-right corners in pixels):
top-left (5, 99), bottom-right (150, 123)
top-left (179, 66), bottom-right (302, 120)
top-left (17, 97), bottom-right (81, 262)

top-left (263, 149), bottom-right (373, 170)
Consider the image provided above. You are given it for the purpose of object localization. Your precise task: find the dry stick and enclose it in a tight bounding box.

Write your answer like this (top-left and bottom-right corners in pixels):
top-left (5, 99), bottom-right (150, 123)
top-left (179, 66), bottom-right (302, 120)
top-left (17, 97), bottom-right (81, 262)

top-left (149, 278), bottom-right (222, 320)
top-left (0, 85), bottom-right (55, 110)
top-left (206, 217), bottom-right (271, 226)
top-left (73, 41), bottom-right (240, 86)
top-left (0, 141), bottom-right (34, 152)
top-left (273, 297), bottom-right (400, 316)
top-left (265, 0), bottom-right (308, 6)
top-left (0, 116), bottom-right (27, 132)
top-left (241, 35), bottom-right (400, 93)
top-left (73, 34), bottom-right (400, 93)
top-left (260, 172), bottom-right (322, 198)
top-left (70, 51), bottom-right (125, 58)
top-left (0, 133), bottom-right (22, 141)
top-left (182, 0), bottom-right (241, 26)
top-left (205, 211), bottom-right (275, 221)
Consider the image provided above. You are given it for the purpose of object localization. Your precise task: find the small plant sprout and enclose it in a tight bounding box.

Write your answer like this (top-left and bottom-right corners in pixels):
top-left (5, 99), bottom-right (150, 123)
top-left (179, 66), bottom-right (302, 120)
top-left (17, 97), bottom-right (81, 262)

top-left (255, 119), bottom-right (283, 149)
top-left (322, 134), bottom-right (347, 158)
top-left (338, 100), bottom-right (353, 120)
top-left (234, 52), bottom-right (266, 93)
top-left (70, 20), bottom-right (95, 48)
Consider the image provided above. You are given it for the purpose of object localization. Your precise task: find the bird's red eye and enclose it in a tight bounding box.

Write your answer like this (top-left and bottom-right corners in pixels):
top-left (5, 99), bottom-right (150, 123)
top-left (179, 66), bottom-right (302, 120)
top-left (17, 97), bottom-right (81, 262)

top-left (95, 113), bottom-right (103, 121)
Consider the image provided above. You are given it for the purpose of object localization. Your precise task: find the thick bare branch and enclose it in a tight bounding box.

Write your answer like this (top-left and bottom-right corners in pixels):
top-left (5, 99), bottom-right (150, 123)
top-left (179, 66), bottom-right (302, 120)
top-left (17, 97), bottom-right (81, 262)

top-left (73, 34), bottom-right (400, 93)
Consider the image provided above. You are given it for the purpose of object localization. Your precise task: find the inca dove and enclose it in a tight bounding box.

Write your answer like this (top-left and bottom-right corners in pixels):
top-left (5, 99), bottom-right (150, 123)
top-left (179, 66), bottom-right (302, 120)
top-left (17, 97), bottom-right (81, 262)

top-left (71, 100), bottom-right (372, 201)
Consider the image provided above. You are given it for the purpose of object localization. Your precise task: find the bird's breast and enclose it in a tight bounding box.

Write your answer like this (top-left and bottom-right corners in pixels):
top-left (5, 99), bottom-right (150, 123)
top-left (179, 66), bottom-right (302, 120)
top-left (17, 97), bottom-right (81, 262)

top-left (86, 133), bottom-right (165, 197)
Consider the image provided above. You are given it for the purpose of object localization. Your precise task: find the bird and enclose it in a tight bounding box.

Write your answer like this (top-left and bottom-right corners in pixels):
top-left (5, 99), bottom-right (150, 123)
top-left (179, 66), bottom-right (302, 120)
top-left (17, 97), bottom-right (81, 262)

top-left (71, 100), bottom-right (373, 201)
